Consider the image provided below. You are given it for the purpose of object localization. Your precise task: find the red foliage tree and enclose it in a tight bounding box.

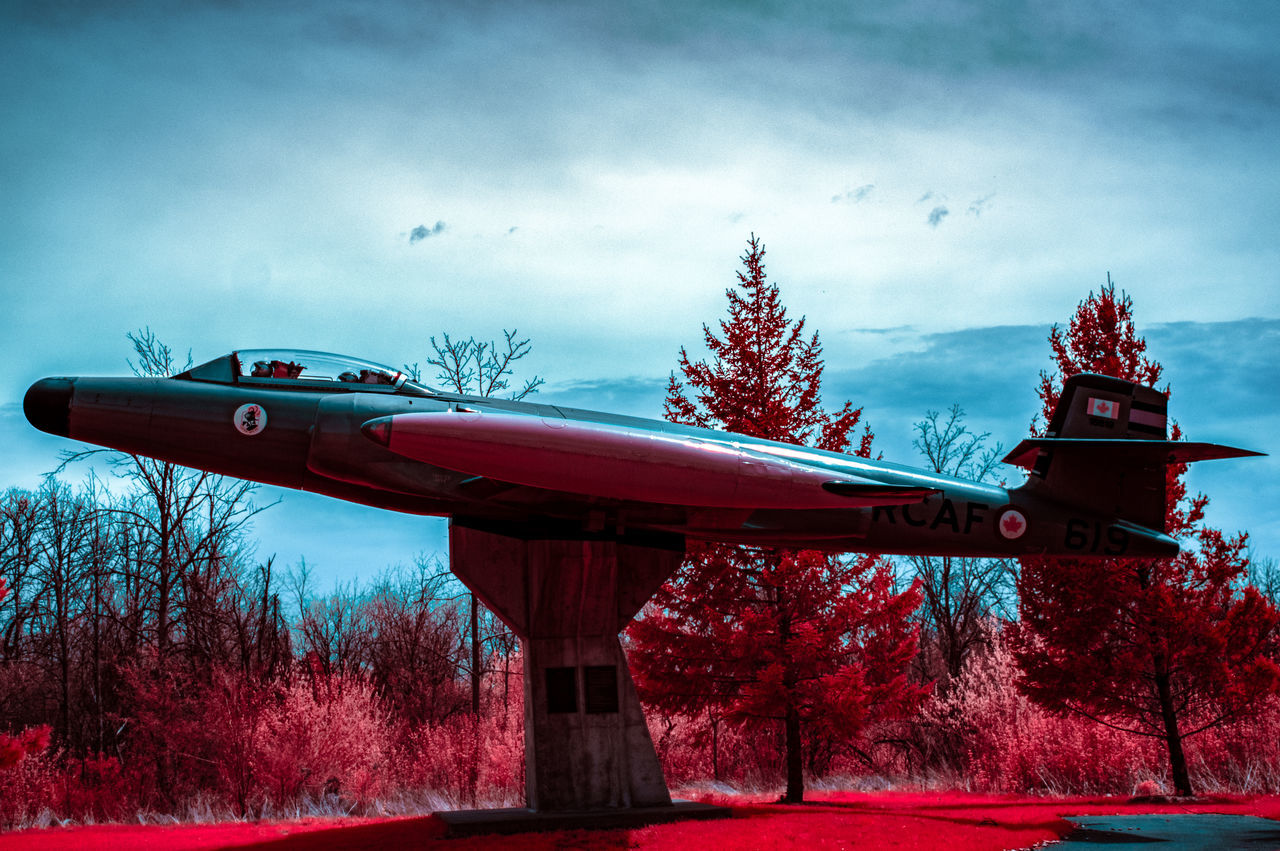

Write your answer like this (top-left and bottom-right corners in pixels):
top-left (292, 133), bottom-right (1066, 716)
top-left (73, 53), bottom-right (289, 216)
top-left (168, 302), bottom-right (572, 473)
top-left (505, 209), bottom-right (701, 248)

top-left (1015, 279), bottom-right (1280, 796)
top-left (0, 578), bottom-right (51, 772)
top-left (628, 236), bottom-right (926, 803)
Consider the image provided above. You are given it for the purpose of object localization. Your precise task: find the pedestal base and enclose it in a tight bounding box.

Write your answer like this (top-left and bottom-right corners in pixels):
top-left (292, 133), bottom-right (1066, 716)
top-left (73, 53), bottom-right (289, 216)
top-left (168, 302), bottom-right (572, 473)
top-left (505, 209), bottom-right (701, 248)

top-left (523, 633), bottom-right (668, 809)
top-left (449, 523), bottom-right (684, 812)
top-left (436, 800), bottom-right (732, 838)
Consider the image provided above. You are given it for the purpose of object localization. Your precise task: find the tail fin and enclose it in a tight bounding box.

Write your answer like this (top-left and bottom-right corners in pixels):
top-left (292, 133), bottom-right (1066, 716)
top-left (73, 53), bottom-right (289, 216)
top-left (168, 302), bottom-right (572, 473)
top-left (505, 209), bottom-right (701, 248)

top-left (1003, 373), bottom-right (1263, 532)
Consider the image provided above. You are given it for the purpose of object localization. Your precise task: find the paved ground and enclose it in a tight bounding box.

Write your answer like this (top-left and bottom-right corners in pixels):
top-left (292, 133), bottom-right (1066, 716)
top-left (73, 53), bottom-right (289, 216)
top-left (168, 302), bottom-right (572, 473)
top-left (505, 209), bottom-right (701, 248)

top-left (1054, 814), bottom-right (1280, 849)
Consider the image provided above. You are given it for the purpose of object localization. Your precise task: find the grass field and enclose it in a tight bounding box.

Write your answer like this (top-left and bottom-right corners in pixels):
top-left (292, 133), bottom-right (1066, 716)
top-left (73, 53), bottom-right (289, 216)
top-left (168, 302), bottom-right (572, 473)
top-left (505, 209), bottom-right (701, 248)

top-left (6, 791), bottom-right (1280, 850)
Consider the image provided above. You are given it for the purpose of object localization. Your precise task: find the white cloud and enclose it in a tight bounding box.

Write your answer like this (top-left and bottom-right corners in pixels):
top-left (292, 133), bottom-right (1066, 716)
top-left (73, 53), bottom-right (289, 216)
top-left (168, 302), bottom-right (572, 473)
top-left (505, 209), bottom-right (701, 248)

top-left (2, 0), bottom-right (1277, 573)
top-left (408, 221), bottom-right (446, 243)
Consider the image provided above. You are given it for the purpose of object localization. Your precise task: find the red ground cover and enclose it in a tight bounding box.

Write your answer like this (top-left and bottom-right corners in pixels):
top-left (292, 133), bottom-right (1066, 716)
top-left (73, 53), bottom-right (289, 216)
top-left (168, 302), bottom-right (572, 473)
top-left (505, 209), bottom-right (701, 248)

top-left (6, 791), bottom-right (1280, 850)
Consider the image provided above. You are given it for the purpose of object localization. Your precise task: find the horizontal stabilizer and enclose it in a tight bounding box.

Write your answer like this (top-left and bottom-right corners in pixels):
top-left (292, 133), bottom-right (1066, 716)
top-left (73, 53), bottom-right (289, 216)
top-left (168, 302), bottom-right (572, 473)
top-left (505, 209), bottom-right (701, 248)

top-left (1003, 438), bottom-right (1265, 471)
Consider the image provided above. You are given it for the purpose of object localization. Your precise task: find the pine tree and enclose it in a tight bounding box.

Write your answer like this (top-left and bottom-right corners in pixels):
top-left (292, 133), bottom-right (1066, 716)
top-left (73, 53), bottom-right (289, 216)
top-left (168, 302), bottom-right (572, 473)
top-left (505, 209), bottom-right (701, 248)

top-left (628, 236), bottom-right (925, 803)
top-left (1014, 279), bottom-right (1280, 796)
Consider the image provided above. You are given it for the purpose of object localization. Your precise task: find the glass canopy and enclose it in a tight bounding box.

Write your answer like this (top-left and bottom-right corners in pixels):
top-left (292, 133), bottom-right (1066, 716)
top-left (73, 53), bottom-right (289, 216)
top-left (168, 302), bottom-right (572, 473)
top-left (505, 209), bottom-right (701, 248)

top-left (181, 350), bottom-right (438, 394)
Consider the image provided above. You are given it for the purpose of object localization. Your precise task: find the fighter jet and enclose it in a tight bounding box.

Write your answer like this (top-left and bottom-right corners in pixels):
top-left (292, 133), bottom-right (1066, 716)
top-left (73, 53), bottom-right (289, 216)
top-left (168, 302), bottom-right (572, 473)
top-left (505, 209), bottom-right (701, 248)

top-left (22, 348), bottom-right (1262, 559)
top-left (24, 348), bottom-right (1269, 817)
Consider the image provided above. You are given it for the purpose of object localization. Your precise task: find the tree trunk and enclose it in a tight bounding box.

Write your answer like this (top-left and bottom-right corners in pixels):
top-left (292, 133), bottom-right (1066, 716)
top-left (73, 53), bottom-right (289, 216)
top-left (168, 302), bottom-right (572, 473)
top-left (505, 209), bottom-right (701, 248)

top-left (58, 621), bottom-right (70, 748)
top-left (93, 551), bottom-right (103, 754)
top-left (158, 505), bottom-right (171, 659)
top-left (783, 704), bottom-right (804, 803)
top-left (1154, 666), bottom-right (1193, 795)
top-left (470, 593), bottom-right (481, 715)
top-left (777, 586), bottom-right (805, 803)
top-left (710, 713), bottom-right (720, 783)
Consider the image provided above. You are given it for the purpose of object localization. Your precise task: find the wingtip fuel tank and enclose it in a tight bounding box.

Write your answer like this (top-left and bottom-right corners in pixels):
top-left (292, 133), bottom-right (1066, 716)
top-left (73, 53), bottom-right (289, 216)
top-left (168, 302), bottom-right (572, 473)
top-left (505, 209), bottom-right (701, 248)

top-left (361, 409), bottom-right (939, 511)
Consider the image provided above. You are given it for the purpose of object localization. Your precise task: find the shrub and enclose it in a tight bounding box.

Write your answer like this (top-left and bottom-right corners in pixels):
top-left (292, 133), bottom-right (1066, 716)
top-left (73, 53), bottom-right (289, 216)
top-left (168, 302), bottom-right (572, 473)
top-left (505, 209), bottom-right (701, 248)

top-left (255, 676), bottom-right (391, 811)
top-left (648, 711), bottom-right (784, 791)
top-left (395, 687), bottom-right (524, 808)
top-left (919, 622), bottom-right (1280, 795)
top-left (1184, 695), bottom-right (1280, 793)
top-left (0, 724), bottom-right (49, 771)
top-left (0, 746), bottom-right (57, 828)
top-left (199, 667), bottom-right (270, 816)
top-left (56, 753), bottom-right (129, 822)
top-left (925, 625), bottom-right (1159, 793)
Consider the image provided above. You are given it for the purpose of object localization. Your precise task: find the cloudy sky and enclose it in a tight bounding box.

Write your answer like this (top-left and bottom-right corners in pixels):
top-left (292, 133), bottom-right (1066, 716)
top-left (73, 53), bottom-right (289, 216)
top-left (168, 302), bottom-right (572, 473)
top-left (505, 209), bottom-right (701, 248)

top-left (3, 1), bottom-right (1277, 588)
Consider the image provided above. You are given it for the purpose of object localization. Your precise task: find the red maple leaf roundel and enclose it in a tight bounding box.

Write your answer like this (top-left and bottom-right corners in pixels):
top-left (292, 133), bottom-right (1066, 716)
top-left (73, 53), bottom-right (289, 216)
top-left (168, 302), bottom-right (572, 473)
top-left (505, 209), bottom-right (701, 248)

top-left (999, 509), bottom-right (1027, 539)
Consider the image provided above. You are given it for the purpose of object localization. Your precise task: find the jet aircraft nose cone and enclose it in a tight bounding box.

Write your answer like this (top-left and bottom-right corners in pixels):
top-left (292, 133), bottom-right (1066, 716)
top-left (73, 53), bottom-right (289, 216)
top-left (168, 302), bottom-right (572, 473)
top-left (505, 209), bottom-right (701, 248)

top-left (24, 377), bottom-right (73, 437)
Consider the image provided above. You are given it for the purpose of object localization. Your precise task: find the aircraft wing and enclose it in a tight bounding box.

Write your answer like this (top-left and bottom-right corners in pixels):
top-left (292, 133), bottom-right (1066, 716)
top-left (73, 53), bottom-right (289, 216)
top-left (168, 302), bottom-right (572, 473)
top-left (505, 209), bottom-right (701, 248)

top-left (363, 410), bottom-right (937, 510)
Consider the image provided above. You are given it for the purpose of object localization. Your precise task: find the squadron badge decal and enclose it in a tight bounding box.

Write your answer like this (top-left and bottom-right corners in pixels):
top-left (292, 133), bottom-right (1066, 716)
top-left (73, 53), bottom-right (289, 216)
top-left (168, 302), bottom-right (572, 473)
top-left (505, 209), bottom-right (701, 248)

top-left (234, 403), bottom-right (267, 436)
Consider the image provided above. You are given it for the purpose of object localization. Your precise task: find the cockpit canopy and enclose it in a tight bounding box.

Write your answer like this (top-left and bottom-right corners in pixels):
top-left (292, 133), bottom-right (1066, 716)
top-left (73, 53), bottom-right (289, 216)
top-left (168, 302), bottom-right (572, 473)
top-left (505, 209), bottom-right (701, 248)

top-left (179, 349), bottom-right (439, 395)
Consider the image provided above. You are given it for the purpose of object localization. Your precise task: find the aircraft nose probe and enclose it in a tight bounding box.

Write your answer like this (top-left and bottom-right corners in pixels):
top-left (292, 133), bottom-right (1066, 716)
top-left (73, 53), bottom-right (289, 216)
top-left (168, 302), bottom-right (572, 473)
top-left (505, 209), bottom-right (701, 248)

top-left (24, 377), bottom-right (73, 438)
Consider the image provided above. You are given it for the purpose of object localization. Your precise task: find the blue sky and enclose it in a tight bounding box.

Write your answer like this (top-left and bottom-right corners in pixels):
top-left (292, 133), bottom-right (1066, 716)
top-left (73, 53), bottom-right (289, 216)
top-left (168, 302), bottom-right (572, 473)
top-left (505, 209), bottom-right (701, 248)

top-left (3, 1), bottom-right (1277, 588)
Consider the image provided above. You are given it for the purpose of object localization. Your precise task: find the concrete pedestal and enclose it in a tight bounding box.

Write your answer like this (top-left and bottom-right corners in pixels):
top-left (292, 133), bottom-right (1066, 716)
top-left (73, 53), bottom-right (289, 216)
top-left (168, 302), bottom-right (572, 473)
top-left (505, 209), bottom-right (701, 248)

top-left (449, 523), bottom-right (683, 813)
top-left (435, 800), bottom-right (731, 837)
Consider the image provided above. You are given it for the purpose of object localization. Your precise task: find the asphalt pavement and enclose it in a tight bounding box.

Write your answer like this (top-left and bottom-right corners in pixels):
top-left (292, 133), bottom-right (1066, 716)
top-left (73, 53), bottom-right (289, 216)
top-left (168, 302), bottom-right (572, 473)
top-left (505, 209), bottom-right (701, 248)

top-left (1050, 814), bottom-right (1280, 849)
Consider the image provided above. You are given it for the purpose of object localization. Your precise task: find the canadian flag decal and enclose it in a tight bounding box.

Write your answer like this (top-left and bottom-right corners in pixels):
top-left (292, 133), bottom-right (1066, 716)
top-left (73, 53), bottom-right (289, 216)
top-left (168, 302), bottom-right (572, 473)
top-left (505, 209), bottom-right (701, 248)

top-left (1087, 397), bottom-right (1119, 419)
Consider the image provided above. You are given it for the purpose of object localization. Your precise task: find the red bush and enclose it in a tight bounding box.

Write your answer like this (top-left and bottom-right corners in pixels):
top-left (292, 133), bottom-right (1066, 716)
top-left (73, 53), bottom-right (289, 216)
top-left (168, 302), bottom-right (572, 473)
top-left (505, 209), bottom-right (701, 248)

top-left (647, 710), bottom-right (784, 790)
top-left (255, 676), bottom-right (392, 811)
top-left (56, 753), bottom-right (129, 822)
top-left (1184, 696), bottom-right (1280, 792)
top-left (394, 673), bottom-right (525, 808)
top-left (0, 725), bottom-right (50, 772)
top-left (0, 747), bottom-right (56, 828)
top-left (923, 623), bottom-right (1280, 795)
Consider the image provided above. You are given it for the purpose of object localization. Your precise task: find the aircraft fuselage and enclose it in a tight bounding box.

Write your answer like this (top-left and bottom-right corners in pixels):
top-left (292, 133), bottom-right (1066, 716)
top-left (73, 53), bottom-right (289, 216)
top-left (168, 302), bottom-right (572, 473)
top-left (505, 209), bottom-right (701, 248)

top-left (24, 362), bottom-right (1180, 560)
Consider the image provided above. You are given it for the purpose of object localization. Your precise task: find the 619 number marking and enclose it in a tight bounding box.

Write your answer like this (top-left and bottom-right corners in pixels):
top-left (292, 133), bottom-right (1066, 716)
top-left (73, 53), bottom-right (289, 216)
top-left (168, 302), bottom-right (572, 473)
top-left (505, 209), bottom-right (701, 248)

top-left (1059, 516), bottom-right (1131, 557)
top-left (1064, 519), bottom-right (1129, 555)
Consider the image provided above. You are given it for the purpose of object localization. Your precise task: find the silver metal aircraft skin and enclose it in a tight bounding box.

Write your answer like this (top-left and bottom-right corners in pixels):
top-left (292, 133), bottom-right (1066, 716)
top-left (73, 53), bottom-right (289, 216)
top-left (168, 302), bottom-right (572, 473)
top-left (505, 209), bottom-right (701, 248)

top-left (23, 349), bottom-right (1262, 559)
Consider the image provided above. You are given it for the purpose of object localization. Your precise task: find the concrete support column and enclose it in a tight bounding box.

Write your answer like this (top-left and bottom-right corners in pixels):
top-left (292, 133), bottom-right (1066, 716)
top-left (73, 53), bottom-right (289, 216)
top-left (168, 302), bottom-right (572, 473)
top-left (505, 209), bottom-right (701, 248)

top-left (449, 523), bottom-right (682, 812)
